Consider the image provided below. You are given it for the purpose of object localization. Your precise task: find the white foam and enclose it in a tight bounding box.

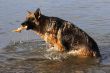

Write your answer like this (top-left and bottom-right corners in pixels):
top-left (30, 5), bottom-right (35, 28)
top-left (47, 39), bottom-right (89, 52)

top-left (44, 47), bottom-right (68, 60)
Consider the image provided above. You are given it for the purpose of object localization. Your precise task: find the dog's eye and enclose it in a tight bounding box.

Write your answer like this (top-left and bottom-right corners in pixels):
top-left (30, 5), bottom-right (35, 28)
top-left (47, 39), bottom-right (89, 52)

top-left (28, 17), bottom-right (35, 21)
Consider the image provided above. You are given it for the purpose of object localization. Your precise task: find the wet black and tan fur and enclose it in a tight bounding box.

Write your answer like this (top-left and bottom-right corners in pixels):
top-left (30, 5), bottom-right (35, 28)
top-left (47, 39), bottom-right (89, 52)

top-left (13, 8), bottom-right (101, 58)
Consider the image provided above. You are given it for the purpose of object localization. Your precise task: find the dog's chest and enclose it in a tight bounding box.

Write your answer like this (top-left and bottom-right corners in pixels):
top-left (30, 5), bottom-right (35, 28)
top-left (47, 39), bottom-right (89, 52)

top-left (44, 33), bottom-right (57, 44)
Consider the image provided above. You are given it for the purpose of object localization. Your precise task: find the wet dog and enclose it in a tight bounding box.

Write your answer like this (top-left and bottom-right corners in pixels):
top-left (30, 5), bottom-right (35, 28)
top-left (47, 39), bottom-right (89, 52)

top-left (13, 8), bottom-right (101, 58)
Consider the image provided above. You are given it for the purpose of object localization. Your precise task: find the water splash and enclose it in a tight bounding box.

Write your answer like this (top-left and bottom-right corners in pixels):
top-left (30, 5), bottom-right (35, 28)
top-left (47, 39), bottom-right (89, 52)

top-left (44, 47), bottom-right (68, 61)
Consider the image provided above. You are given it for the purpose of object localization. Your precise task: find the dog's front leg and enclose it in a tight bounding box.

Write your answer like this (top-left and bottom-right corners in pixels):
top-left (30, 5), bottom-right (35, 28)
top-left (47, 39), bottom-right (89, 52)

top-left (55, 40), bottom-right (65, 52)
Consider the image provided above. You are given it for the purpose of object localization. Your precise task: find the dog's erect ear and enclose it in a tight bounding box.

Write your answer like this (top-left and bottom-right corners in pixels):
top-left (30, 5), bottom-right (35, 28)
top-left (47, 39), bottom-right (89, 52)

top-left (27, 11), bottom-right (33, 15)
top-left (34, 8), bottom-right (41, 19)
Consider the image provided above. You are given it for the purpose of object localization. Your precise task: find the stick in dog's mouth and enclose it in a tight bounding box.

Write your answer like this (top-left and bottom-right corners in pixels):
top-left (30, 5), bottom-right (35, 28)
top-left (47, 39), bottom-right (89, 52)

top-left (12, 26), bottom-right (27, 33)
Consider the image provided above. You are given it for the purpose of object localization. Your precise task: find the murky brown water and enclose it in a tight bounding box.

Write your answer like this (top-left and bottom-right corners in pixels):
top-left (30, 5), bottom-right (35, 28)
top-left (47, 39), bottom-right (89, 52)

top-left (0, 0), bottom-right (110, 73)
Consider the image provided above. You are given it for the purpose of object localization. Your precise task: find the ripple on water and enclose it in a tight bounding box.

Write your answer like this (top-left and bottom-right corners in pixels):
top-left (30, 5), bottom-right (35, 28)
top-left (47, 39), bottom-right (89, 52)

top-left (0, 40), bottom-right (110, 73)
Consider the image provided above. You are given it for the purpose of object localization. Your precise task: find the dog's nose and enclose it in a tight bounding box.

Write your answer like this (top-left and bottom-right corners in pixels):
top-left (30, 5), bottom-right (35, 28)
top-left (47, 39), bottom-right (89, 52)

top-left (21, 22), bottom-right (26, 26)
top-left (21, 20), bottom-right (28, 26)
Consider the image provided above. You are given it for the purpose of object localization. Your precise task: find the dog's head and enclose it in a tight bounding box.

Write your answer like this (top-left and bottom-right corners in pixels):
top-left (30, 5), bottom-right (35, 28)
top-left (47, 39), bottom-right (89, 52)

top-left (13, 8), bottom-right (42, 32)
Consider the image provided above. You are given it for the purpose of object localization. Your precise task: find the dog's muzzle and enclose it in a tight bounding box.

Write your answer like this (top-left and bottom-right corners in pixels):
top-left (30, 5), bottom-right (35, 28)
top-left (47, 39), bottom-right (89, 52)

top-left (12, 25), bottom-right (27, 33)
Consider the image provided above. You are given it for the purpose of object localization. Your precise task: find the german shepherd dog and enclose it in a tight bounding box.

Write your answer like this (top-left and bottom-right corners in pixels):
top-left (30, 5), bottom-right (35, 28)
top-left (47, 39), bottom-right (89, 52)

top-left (13, 8), bottom-right (101, 58)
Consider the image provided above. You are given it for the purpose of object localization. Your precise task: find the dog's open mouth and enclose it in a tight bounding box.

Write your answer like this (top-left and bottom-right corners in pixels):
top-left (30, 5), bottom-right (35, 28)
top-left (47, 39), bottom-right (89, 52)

top-left (12, 26), bottom-right (27, 33)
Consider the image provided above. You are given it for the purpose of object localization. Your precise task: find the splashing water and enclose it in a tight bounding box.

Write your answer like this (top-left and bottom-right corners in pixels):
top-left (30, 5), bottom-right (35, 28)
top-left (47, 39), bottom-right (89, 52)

top-left (44, 45), bottom-right (68, 61)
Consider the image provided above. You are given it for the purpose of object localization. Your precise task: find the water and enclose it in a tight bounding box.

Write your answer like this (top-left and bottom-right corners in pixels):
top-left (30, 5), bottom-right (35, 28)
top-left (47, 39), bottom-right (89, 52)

top-left (0, 0), bottom-right (110, 73)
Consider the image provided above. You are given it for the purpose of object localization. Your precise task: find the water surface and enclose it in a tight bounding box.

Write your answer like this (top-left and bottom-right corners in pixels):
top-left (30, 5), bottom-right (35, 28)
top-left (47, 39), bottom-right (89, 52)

top-left (0, 0), bottom-right (110, 73)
